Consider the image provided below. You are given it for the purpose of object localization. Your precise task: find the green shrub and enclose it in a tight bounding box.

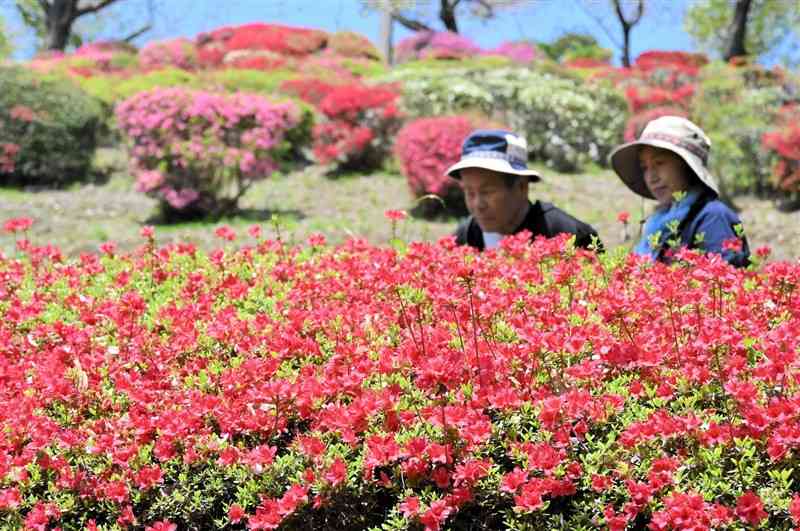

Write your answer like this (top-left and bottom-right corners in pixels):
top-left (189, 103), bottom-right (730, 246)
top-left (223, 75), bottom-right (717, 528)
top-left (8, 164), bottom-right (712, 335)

top-left (77, 68), bottom-right (204, 107)
top-left (384, 65), bottom-right (628, 172)
top-left (0, 66), bottom-right (103, 186)
top-left (201, 68), bottom-right (301, 94)
top-left (690, 61), bottom-right (787, 196)
top-left (539, 32), bottom-right (612, 63)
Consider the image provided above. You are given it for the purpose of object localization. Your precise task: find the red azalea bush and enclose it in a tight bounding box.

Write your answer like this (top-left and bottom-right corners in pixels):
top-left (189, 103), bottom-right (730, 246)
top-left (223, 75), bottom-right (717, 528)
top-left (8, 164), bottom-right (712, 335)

top-left (279, 77), bottom-right (340, 106)
top-left (588, 50), bottom-right (707, 116)
top-left (394, 115), bottom-right (478, 216)
top-left (4, 226), bottom-right (800, 530)
top-left (196, 23), bottom-right (328, 67)
top-left (115, 87), bottom-right (304, 218)
top-left (312, 83), bottom-right (402, 171)
top-left (762, 105), bottom-right (800, 194)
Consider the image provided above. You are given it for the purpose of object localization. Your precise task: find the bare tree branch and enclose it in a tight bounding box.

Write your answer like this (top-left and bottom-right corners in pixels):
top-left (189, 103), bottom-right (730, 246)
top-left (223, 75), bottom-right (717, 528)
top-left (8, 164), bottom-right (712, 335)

top-left (122, 23), bottom-right (150, 42)
top-left (573, 0), bottom-right (622, 48)
top-left (390, 10), bottom-right (432, 32)
top-left (75, 0), bottom-right (120, 17)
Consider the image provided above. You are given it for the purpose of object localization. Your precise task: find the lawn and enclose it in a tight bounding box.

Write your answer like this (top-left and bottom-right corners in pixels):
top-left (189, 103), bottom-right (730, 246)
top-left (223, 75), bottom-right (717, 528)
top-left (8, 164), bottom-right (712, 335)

top-left (3, 147), bottom-right (797, 261)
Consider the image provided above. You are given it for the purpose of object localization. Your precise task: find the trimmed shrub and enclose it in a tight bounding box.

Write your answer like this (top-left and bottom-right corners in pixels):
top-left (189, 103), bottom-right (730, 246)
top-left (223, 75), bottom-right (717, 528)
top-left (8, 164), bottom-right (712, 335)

top-left (539, 32), bottom-right (612, 63)
top-left (386, 65), bottom-right (627, 172)
top-left (394, 115), bottom-right (481, 216)
top-left (312, 83), bottom-right (402, 172)
top-left (116, 87), bottom-right (305, 218)
top-left (327, 31), bottom-right (381, 60)
top-left (298, 52), bottom-right (387, 80)
top-left (222, 49), bottom-right (289, 71)
top-left (78, 67), bottom-right (203, 107)
top-left (138, 37), bottom-right (198, 70)
top-left (763, 105), bottom-right (800, 195)
top-left (396, 31), bottom-right (480, 63)
top-left (691, 61), bottom-right (789, 196)
top-left (0, 66), bottom-right (103, 186)
top-left (201, 68), bottom-right (300, 95)
top-left (484, 40), bottom-right (541, 64)
top-left (196, 23), bottom-right (328, 67)
top-left (280, 77), bottom-right (340, 106)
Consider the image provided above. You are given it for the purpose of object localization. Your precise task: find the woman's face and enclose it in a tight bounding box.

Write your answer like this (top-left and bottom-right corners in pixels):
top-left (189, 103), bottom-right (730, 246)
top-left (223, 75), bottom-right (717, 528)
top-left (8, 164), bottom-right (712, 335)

top-left (639, 146), bottom-right (693, 207)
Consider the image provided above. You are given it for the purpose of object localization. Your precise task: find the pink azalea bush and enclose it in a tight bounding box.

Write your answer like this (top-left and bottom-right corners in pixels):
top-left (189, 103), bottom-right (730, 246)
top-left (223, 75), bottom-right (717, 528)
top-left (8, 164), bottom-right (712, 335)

top-left (3, 225), bottom-right (800, 529)
top-left (394, 115), bottom-right (480, 216)
top-left (115, 87), bottom-right (304, 218)
top-left (484, 41), bottom-right (541, 64)
top-left (395, 31), bottom-right (480, 63)
top-left (138, 37), bottom-right (198, 71)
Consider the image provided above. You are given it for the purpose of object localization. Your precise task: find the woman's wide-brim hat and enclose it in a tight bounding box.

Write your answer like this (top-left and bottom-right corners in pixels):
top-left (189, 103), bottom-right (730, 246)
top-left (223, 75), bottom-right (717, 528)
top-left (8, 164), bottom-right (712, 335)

top-left (609, 116), bottom-right (719, 199)
top-left (445, 129), bottom-right (541, 181)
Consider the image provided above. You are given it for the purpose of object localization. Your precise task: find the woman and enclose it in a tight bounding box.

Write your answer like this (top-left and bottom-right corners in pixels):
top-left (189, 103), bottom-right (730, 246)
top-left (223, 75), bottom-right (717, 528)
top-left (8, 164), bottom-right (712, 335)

top-left (609, 116), bottom-right (750, 267)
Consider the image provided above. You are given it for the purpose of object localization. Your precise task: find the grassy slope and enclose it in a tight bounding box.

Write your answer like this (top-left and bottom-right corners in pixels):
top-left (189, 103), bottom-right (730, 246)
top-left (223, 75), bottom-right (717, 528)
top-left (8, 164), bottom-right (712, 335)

top-left (1, 147), bottom-right (796, 261)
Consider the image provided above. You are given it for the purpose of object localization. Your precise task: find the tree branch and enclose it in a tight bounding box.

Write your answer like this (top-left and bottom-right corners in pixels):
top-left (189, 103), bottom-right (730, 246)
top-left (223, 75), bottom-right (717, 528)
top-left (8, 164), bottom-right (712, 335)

top-left (122, 23), bottom-right (151, 42)
top-left (75, 0), bottom-right (120, 17)
top-left (573, 0), bottom-right (622, 48)
top-left (391, 10), bottom-right (432, 32)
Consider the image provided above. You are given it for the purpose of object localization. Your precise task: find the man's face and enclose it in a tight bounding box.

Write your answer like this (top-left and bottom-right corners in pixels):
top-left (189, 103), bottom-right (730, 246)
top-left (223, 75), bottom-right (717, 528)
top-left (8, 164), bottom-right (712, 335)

top-left (639, 146), bottom-right (692, 207)
top-left (460, 167), bottom-right (529, 234)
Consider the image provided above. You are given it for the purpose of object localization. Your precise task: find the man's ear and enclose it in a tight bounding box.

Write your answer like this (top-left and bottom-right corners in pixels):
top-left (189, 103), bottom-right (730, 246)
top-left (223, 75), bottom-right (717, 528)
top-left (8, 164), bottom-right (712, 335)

top-left (519, 178), bottom-right (530, 197)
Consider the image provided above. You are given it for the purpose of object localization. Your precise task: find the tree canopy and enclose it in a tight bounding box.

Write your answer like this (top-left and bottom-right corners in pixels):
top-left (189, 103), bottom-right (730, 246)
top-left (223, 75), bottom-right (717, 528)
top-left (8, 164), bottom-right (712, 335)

top-left (685, 0), bottom-right (800, 62)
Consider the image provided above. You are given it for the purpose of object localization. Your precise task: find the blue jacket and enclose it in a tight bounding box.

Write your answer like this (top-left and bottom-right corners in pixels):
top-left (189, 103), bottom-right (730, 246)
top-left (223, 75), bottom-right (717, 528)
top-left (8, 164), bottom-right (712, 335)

top-left (655, 192), bottom-right (750, 267)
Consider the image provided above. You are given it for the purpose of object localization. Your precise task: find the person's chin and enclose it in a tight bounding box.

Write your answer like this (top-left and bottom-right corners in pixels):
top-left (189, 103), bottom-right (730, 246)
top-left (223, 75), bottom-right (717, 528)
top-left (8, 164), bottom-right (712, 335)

top-left (476, 219), bottom-right (500, 232)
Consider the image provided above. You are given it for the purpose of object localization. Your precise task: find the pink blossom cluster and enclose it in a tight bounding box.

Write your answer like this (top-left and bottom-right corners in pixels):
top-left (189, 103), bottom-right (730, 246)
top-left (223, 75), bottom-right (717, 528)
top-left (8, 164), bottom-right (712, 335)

top-left (396, 32), bottom-right (539, 65)
top-left (115, 87), bottom-right (301, 213)
top-left (483, 40), bottom-right (541, 64)
top-left (396, 31), bottom-right (480, 63)
top-left (394, 115), bottom-right (478, 207)
top-left (138, 38), bottom-right (198, 71)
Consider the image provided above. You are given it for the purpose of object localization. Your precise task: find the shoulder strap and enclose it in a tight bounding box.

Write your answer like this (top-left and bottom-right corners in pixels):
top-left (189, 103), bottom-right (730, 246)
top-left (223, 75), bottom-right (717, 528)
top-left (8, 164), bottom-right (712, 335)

top-left (678, 191), bottom-right (716, 249)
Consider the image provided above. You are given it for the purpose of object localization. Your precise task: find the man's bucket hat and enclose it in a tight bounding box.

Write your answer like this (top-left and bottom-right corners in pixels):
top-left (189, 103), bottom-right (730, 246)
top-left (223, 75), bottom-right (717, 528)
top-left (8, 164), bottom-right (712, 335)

top-left (609, 116), bottom-right (719, 199)
top-left (445, 129), bottom-right (541, 182)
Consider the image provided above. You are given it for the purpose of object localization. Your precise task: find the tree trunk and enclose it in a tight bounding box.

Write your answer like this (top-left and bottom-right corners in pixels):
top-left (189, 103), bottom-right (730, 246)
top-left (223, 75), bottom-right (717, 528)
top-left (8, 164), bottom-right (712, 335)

top-left (380, 10), bottom-right (394, 65)
top-left (45, 0), bottom-right (78, 50)
top-left (439, 0), bottom-right (459, 33)
top-left (724, 0), bottom-right (752, 61)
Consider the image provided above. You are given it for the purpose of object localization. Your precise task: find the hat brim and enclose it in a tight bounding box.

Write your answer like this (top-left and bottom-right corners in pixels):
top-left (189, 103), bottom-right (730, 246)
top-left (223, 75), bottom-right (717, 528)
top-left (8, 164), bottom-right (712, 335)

top-left (609, 139), bottom-right (719, 199)
top-left (445, 158), bottom-right (541, 182)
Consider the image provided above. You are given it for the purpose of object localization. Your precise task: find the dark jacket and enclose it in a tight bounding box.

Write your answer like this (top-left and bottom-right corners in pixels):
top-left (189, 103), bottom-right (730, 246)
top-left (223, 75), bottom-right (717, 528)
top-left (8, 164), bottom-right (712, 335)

top-left (653, 190), bottom-right (750, 267)
top-left (454, 200), bottom-right (600, 251)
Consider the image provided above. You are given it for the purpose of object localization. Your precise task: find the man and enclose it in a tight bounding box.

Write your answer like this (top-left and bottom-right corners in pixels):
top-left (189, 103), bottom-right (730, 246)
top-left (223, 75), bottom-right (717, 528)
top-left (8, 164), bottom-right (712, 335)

top-left (446, 129), bottom-right (600, 251)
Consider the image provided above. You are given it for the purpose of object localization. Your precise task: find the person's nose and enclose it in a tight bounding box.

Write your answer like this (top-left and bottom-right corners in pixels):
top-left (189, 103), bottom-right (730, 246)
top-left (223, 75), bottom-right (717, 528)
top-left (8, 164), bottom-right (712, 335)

top-left (643, 166), bottom-right (658, 186)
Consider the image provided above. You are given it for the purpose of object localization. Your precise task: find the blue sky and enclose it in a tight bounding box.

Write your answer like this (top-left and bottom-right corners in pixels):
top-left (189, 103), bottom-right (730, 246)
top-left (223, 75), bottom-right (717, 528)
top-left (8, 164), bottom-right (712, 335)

top-left (0, 0), bottom-right (710, 64)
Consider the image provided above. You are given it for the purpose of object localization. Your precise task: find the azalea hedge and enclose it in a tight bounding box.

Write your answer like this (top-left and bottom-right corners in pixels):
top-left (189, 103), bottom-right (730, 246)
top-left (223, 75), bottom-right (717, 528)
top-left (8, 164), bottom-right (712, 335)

top-left (2, 220), bottom-right (800, 530)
